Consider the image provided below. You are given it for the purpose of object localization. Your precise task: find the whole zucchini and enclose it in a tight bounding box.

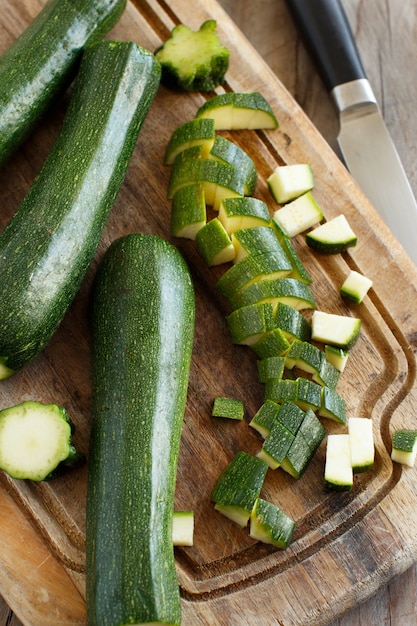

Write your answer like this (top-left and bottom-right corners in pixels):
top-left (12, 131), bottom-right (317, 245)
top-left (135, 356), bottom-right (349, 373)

top-left (0, 0), bottom-right (127, 166)
top-left (86, 233), bottom-right (195, 625)
top-left (0, 41), bottom-right (161, 380)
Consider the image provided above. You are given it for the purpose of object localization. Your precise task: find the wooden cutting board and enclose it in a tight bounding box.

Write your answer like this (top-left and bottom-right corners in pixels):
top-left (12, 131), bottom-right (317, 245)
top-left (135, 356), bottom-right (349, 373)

top-left (1, 0), bottom-right (417, 624)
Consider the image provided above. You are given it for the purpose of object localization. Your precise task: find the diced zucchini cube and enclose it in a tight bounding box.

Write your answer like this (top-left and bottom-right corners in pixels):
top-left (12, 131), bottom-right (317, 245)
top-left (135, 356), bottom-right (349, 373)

top-left (319, 386), bottom-right (347, 424)
top-left (312, 310), bottom-right (361, 350)
top-left (218, 196), bottom-right (271, 234)
top-left (171, 183), bottom-right (207, 239)
top-left (281, 429), bottom-right (317, 479)
top-left (249, 400), bottom-right (281, 439)
top-left (391, 429), bottom-right (417, 467)
top-left (211, 451), bottom-right (268, 527)
top-left (297, 408), bottom-right (326, 448)
top-left (348, 417), bottom-right (374, 473)
top-left (276, 401), bottom-right (306, 435)
top-left (306, 214), bottom-right (357, 254)
top-left (272, 192), bottom-right (323, 238)
top-left (312, 356), bottom-right (340, 390)
top-left (226, 302), bottom-right (275, 346)
top-left (251, 326), bottom-right (291, 359)
top-left (250, 498), bottom-right (295, 549)
top-left (325, 434), bottom-right (353, 491)
top-left (340, 270), bottom-right (373, 304)
top-left (275, 230), bottom-right (313, 284)
top-left (295, 377), bottom-right (322, 412)
top-left (325, 345), bottom-right (350, 373)
top-left (267, 163), bottom-right (314, 204)
top-left (212, 396), bottom-right (244, 420)
top-left (257, 356), bottom-right (286, 384)
top-left (258, 420), bottom-right (295, 469)
top-left (172, 511), bottom-right (194, 546)
top-left (196, 218), bottom-right (235, 266)
top-left (265, 378), bottom-right (297, 404)
top-left (275, 302), bottom-right (311, 343)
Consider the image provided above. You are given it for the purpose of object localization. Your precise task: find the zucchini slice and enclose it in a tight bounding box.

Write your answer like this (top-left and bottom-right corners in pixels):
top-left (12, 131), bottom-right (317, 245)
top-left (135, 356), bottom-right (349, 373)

top-left (306, 214), bottom-right (357, 254)
top-left (391, 429), bottom-right (417, 467)
top-left (87, 233), bottom-right (195, 626)
top-left (0, 41), bottom-right (161, 378)
top-left (212, 396), bottom-right (245, 420)
top-left (195, 91), bottom-right (279, 130)
top-left (340, 270), bottom-right (373, 303)
top-left (324, 434), bottom-right (353, 491)
top-left (0, 401), bottom-right (84, 481)
top-left (272, 192), bottom-right (323, 238)
top-left (172, 511), bottom-right (194, 546)
top-left (0, 0), bottom-right (127, 166)
top-left (348, 417), bottom-right (374, 473)
top-left (250, 498), bottom-right (296, 549)
top-left (311, 310), bottom-right (361, 350)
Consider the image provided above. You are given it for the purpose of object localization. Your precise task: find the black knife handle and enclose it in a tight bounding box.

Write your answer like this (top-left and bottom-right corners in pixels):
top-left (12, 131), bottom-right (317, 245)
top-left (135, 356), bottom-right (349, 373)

top-left (285, 0), bottom-right (367, 92)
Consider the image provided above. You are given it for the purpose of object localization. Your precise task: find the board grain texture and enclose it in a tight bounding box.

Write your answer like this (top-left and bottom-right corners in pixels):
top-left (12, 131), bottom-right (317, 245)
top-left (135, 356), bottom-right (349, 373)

top-left (1, 0), bottom-right (417, 625)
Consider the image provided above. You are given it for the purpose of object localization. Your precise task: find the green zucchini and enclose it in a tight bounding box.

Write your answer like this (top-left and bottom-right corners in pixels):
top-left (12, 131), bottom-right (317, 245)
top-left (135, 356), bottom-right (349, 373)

top-left (86, 233), bottom-right (195, 626)
top-left (0, 0), bottom-right (127, 166)
top-left (0, 41), bottom-right (160, 379)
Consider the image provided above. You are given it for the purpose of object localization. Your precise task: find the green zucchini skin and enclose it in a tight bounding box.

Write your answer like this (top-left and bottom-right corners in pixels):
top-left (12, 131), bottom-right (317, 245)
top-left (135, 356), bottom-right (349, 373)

top-left (0, 41), bottom-right (161, 377)
top-left (0, 0), bottom-right (127, 166)
top-left (86, 233), bottom-right (195, 626)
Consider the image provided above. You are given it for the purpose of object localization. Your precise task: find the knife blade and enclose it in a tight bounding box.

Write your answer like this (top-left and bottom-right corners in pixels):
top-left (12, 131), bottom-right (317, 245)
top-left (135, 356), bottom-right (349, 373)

top-left (285, 0), bottom-right (417, 266)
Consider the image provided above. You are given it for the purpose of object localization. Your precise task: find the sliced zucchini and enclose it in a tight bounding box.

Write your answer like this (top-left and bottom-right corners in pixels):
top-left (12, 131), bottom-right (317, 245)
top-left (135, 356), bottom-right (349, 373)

top-left (319, 386), bottom-right (347, 424)
top-left (279, 234), bottom-right (313, 284)
top-left (257, 356), bottom-right (286, 384)
top-left (311, 310), bottom-right (361, 350)
top-left (218, 197), bottom-right (271, 234)
top-left (164, 117), bottom-right (216, 164)
top-left (296, 377), bottom-right (322, 412)
top-left (348, 417), bottom-right (374, 473)
top-left (306, 214), bottom-right (357, 254)
top-left (195, 217), bottom-right (235, 266)
top-left (226, 302), bottom-right (275, 346)
top-left (391, 429), bottom-right (417, 467)
top-left (275, 401), bottom-right (306, 436)
top-left (167, 151), bottom-right (246, 208)
top-left (216, 252), bottom-right (293, 307)
top-left (340, 270), bottom-right (373, 303)
top-left (272, 192), bottom-right (323, 238)
top-left (209, 135), bottom-right (257, 195)
top-left (325, 345), bottom-right (350, 373)
top-left (171, 183), bottom-right (206, 239)
top-left (249, 399), bottom-right (281, 438)
top-left (0, 401), bottom-right (84, 481)
top-left (212, 396), bottom-right (244, 421)
top-left (233, 277), bottom-right (316, 312)
top-left (211, 451), bottom-right (268, 527)
top-left (155, 20), bottom-right (230, 92)
top-left (258, 421), bottom-right (295, 469)
top-left (249, 498), bottom-right (296, 549)
top-left (312, 356), bottom-right (340, 390)
top-left (231, 225), bottom-right (291, 265)
top-left (267, 163), bottom-right (314, 204)
top-left (251, 327), bottom-right (291, 360)
top-left (324, 434), bottom-right (353, 491)
top-left (195, 91), bottom-right (278, 130)
top-left (264, 378), bottom-right (298, 404)
top-left (172, 511), bottom-right (194, 546)
top-left (281, 413), bottom-right (324, 479)
top-left (275, 302), bottom-right (311, 343)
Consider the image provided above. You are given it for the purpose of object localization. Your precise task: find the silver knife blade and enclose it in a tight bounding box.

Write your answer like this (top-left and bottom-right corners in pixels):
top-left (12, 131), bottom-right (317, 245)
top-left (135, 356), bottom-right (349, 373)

top-left (285, 0), bottom-right (417, 266)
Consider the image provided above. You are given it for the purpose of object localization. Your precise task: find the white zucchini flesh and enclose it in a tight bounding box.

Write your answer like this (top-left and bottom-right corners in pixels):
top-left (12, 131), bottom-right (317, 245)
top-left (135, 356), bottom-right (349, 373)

top-left (348, 417), bottom-right (374, 472)
top-left (324, 434), bottom-right (353, 490)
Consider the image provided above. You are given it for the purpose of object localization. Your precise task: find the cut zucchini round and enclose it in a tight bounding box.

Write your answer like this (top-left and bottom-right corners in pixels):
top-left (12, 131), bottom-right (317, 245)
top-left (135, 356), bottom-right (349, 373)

top-left (196, 217), bottom-right (235, 265)
top-left (164, 117), bottom-right (216, 164)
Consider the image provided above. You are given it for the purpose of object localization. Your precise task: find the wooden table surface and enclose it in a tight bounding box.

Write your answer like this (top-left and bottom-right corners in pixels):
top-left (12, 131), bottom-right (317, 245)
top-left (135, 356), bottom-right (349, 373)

top-left (1, 0), bottom-right (417, 624)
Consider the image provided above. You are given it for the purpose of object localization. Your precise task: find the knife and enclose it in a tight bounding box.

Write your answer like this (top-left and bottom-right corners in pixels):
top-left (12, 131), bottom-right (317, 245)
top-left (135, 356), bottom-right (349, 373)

top-left (285, 0), bottom-right (417, 266)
